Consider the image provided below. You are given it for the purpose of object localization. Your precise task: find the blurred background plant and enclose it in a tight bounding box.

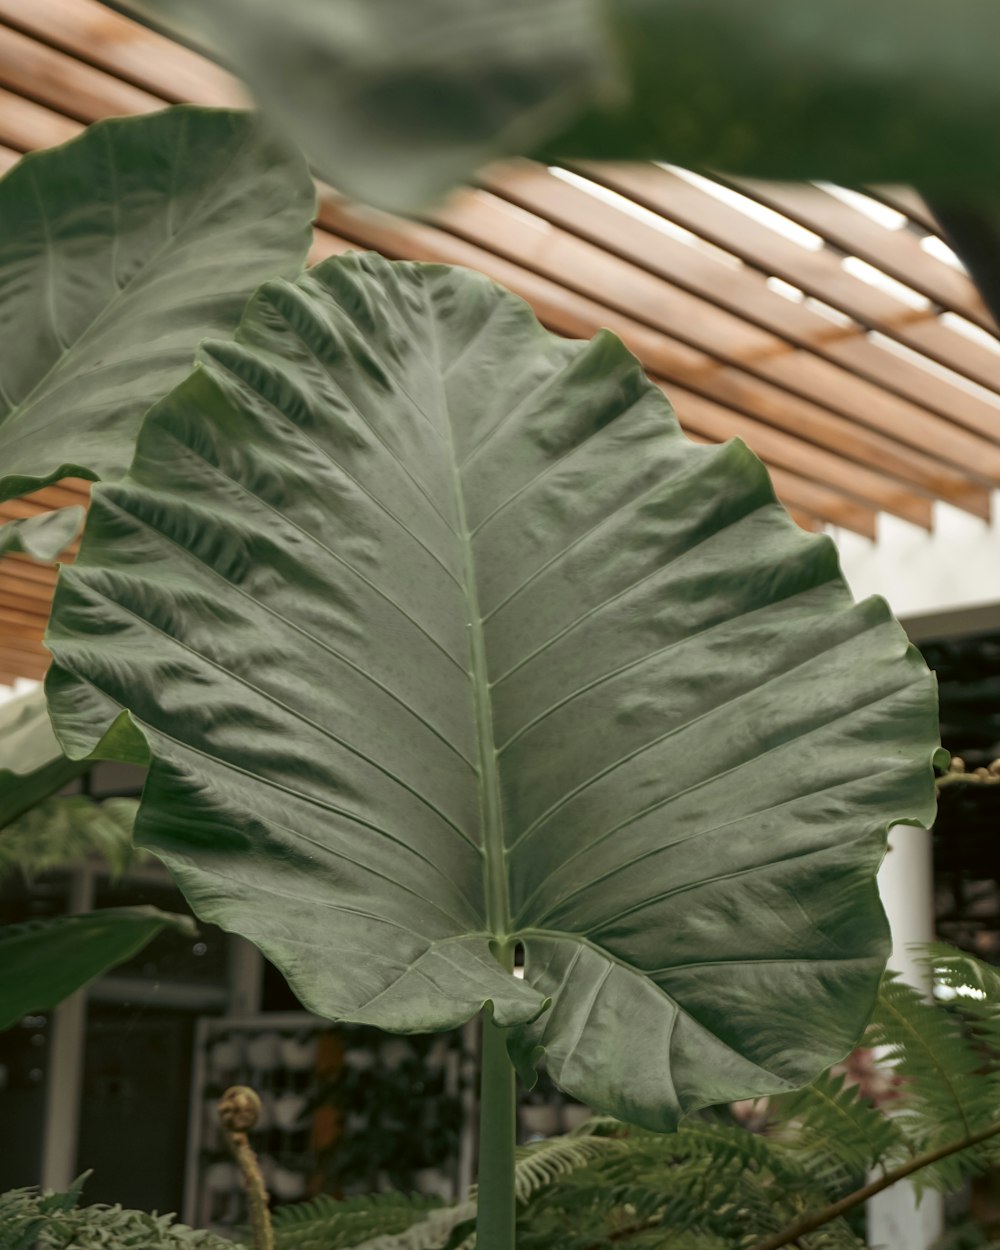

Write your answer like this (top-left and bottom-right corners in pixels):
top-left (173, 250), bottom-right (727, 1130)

top-left (6, 945), bottom-right (1000, 1250)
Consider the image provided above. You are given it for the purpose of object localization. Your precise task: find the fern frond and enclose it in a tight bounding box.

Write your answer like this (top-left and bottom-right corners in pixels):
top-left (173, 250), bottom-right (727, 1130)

top-left (768, 1069), bottom-right (903, 1180)
top-left (272, 1192), bottom-right (449, 1250)
top-left (512, 1131), bottom-right (625, 1203)
top-left (0, 1182), bottom-right (231, 1249)
top-left (870, 973), bottom-right (994, 1134)
top-left (924, 944), bottom-right (1000, 1069)
top-left (598, 1119), bottom-right (806, 1194)
top-left (801, 1220), bottom-right (867, 1250)
top-left (868, 963), bottom-right (1000, 1191)
top-left (351, 1202), bottom-right (476, 1250)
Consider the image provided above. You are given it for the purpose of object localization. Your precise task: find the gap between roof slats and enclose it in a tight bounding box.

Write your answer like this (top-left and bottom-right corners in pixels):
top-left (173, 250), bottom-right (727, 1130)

top-left (418, 182), bottom-right (1000, 495)
top-left (868, 186), bottom-right (941, 235)
top-left (730, 175), bottom-right (994, 331)
top-left (578, 163), bottom-right (1000, 407)
top-left (477, 163), bottom-right (995, 512)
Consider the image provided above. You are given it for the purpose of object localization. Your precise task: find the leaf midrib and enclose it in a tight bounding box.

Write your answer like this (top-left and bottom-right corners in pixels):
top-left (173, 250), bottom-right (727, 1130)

top-left (421, 277), bottom-right (512, 940)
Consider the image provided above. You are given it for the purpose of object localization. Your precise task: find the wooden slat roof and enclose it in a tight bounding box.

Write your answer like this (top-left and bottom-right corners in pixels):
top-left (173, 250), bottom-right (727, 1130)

top-left (1, 0), bottom-right (1000, 685)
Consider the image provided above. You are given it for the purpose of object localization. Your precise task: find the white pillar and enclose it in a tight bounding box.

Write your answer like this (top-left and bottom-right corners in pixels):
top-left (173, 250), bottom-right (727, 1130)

top-left (867, 825), bottom-right (943, 1248)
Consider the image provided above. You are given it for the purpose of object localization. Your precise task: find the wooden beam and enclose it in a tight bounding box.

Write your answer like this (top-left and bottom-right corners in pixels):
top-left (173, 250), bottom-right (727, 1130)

top-left (0, 83), bottom-right (79, 151)
top-left (0, 20), bottom-right (162, 122)
top-left (481, 165), bottom-right (1000, 463)
top-left (580, 164), bottom-right (1000, 399)
top-left (0, 0), bottom-right (240, 106)
top-left (0, 571), bottom-right (57, 604)
top-left (683, 431), bottom-right (876, 539)
top-left (669, 385), bottom-right (933, 529)
top-left (0, 587), bottom-right (53, 619)
top-left (785, 509), bottom-right (825, 533)
top-left (730, 177), bottom-right (994, 331)
top-left (0, 604), bottom-right (48, 640)
top-left (867, 186), bottom-right (940, 234)
top-left (0, 650), bottom-right (48, 680)
top-left (410, 185), bottom-right (1000, 487)
top-left (0, 555), bottom-right (58, 587)
top-left (0, 633), bottom-right (50, 657)
top-left (765, 468), bottom-right (877, 540)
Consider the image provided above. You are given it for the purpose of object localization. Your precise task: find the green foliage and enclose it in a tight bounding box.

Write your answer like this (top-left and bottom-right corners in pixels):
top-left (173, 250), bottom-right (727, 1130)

top-left (509, 1131), bottom-right (625, 1204)
top-left (931, 1221), bottom-right (1000, 1250)
top-left (261, 947), bottom-right (1000, 1250)
top-left (767, 1069), bottom-right (903, 1185)
top-left (45, 250), bottom-right (938, 1134)
top-left (0, 507), bottom-right (84, 562)
top-left (0, 795), bottom-right (140, 880)
top-left (271, 1193), bottom-right (452, 1250)
top-left (127, 0), bottom-right (1000, 211)
top-left (868, 972), bottom-right (1000, 1191)
top-left (0, 1178), bottom-right (232, 1250)
top-left (0, 906), bottom-right (195, 1029)
top-left (0, 687), bottom-right (88, 830)
top-left (4, 947), bottom-right (998, 1248)
top-left (0, 105), bottom-right (314, 505)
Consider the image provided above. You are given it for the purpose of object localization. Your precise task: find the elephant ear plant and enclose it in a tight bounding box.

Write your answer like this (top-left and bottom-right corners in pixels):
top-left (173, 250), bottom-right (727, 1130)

top-left (41, 252), bottom-right (939, 1250)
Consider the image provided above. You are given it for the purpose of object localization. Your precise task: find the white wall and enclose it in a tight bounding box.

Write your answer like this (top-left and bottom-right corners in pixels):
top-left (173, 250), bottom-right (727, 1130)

top-left (832, 493), bottom-right (1000, 620)
top-left (0, 676), bottom-right (38, 706)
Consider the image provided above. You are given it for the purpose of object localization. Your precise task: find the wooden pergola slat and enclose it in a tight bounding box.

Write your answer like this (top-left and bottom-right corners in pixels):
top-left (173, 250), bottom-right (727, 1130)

top-left (482, 165), bottom-right (1000, 462)
top-left (0, 18), bottom-right (163, 122)
top-left (667, 386), bottom-right (934, 530)
top-left (731, 177), bottom-right (995, 331)
top-left (319, 190), bottom-right (1000, 504)
top-left (0, 0), bottom-right (239, 106)
top-left (437, 178), bottom-right (997, 511)
top-left (0, 82), bottom-right (78, 151)
top-left (582, 164), bottom-right (1000, 405)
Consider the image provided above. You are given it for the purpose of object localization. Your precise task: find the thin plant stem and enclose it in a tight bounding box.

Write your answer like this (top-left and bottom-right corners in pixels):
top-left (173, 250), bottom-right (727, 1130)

top-left (749, 1117), bottom-right (1000, 1250)
top-left (217, 1085), bottom-right (274, 1250)
top-left (476, 942), bottom-right (518, 1250)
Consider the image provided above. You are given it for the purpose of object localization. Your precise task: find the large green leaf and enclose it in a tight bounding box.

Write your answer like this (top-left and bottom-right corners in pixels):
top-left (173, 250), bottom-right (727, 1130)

top-left (0, 906), bottom-right (195, 1029)
top-left (127, 0), bottom-right (1000, 211)
top-left (0, 105), bottom-right (315, 504)
top-left (44, 253), bottom-right (939, 1128)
